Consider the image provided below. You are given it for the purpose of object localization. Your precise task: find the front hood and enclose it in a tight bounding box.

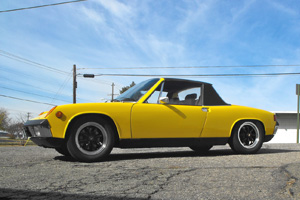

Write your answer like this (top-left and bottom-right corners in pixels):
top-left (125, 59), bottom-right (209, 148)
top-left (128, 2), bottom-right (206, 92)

top-left (33, 102), bottom-right (135, 120)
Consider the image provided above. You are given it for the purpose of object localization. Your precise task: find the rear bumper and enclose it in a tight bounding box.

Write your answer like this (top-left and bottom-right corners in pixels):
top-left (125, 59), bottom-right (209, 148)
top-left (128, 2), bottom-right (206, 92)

top-left (273, 121), bottom-right (279, 135)
top-left (24, 119), bottom-right (63, 148)
top-left (264, 135), bottom-right (274, 142)
top-left (264, 121), bottom-right (279, 143)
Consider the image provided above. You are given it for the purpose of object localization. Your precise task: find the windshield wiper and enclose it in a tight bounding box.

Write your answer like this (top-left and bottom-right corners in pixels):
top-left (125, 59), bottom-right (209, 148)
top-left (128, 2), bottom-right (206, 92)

top-left (123, 98), bottom-right (136, 101)
top-left (111, 99), bottom-right (121, 102)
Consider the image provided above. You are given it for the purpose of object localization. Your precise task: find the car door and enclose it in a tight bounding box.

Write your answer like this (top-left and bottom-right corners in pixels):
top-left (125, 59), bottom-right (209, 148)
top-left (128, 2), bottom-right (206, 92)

top-left (131, 81), bottom-right (208, 138)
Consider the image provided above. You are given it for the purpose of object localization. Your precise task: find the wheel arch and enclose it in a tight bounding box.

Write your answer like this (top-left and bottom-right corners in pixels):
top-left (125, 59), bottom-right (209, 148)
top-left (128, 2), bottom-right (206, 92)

top-left (229, 119), bottom-right (266, 139)
top-left (64, 113), bottom-right (120, 146)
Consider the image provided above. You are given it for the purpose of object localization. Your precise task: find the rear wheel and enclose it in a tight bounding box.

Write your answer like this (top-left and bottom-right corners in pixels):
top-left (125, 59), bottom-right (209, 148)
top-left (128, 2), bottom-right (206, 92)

top-left (229, 121), bottom-right (264, 154)
top-left (66, 116), bottom-right (115, 162)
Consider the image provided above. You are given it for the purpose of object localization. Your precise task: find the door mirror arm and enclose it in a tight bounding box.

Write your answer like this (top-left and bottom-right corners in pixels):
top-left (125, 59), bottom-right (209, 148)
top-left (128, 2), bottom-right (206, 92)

top-left (159, 97), bottom-right (169, 104)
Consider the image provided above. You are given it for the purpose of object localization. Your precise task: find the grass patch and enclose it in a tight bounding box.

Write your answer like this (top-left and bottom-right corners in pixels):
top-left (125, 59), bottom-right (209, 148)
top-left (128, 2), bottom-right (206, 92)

top-left (0, 138), bottom-right (36, 146)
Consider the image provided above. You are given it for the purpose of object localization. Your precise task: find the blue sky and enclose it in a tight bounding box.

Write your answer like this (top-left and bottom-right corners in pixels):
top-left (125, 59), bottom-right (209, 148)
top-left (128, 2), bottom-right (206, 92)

top-left (1, 0), bottom-right (300, 119)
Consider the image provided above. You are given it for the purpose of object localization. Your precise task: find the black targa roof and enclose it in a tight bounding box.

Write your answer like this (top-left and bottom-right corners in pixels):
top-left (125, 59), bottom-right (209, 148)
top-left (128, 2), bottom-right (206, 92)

top-left (161, 78), bottom-right (229, 106)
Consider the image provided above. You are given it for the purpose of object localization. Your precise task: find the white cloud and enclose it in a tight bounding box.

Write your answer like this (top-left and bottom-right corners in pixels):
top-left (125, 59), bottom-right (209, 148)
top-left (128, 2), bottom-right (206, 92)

top-left (229, 0), bottom-right (256, 23)
top-left (95, 0), bottom-right (132, 19)
top-left (268, 0), bottom-right (298, 16)
top-left (79, 6), bottom-right (105, 24)
top-left (132, 34), bottom-right (185, 65)
top-left (177, 1), bottom-right (213, 33)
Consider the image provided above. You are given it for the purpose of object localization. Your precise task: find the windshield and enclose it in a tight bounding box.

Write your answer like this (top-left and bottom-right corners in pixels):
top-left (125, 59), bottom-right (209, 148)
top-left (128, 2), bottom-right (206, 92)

top-left (114, 78), bottom-right (160, 102)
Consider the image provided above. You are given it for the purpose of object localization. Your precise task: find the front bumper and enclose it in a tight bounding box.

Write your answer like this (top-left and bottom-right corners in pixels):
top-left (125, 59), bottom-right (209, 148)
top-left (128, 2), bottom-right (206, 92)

top-left (24, 119), bottom-right (52, 137)
top-left (23, 119), bottom-right (63, 148)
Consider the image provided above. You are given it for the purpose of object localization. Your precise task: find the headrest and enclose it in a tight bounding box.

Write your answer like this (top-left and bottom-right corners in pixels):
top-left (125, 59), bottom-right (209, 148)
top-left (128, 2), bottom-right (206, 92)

top-left (185, 93), bottom-right (197, 100)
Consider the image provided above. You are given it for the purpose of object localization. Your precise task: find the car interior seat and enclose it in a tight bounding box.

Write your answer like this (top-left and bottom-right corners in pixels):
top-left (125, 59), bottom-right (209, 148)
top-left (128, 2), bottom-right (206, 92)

top-left (184, 93), bottom-right (197, 105)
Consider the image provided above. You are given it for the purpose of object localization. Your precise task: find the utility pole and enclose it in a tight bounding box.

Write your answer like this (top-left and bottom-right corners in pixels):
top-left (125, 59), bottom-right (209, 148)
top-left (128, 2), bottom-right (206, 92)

top-left (297, 84), bottom-right (300, 143)
top-left (112, 82), bottom-right (115, 102)
top-left (108, 82), bottom-right (118, 102)
top-left (27, 112), bottom-right (31, 120)
top-left (73, 64), bottom-right (77, 104)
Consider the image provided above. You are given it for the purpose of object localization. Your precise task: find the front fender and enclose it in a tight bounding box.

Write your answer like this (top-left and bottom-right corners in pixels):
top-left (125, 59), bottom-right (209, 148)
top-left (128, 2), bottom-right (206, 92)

top-left (63, 112), bottom-right (121, 139)
top-left (45, 103), bottom-right (134, 139)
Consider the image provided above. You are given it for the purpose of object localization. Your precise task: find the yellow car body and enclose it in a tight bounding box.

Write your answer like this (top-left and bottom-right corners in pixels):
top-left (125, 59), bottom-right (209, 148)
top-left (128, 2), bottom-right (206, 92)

top-left (24, 78), bottom-right (278, 162)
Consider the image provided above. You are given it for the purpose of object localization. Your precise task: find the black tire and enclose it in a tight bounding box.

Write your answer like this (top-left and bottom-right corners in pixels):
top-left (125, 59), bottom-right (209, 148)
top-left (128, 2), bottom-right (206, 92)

top-left (229, 121), bottom-right (264, 154)
top-left (190, 145), bottom-right (213, 153)
top-left (66, 116), bottom-right (115, 162)
top-left (55, 143), bottom-right (71, 157)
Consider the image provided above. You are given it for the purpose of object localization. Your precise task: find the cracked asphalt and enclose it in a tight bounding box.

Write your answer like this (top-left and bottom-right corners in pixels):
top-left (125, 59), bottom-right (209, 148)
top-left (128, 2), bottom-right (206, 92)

top-left (1, 143), bottom-right (300, 200)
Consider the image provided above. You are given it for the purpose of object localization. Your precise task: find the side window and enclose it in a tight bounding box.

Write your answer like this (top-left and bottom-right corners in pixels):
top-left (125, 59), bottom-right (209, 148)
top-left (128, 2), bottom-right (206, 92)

top-left (145, 81), bottom-right (202, 106)
top-left (146, 82), bottom-right (168, 104)
top-left (146, 90), bottom-right (167, 104)
top-left (168, 87), bottom-right (201, 106)
top-left (177, 87), bottom-right (201, 106)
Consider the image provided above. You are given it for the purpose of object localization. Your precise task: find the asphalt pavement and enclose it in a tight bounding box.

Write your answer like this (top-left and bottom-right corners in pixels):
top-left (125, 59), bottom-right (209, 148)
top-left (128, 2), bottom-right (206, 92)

top-left (1, 143), bottom-right (300, 199)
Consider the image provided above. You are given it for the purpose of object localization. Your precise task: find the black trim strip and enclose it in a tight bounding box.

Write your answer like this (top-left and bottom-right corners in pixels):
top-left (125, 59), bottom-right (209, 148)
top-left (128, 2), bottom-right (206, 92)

top-left (118, 138), bottom-right (229, 148)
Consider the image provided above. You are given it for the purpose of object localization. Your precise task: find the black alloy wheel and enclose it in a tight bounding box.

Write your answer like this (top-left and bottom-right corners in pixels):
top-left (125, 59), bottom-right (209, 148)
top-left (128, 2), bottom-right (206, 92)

top-left (229, 121), bottom-right (264, 154)
top-left (75, 122), bottom-right (107, 155)
top-left (67, 116), bottom-right (115, 162)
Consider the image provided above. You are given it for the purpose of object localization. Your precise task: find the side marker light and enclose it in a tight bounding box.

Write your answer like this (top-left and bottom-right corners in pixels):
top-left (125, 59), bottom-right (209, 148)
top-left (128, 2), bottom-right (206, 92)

top-left (56, 111), bottom-right (63, 118)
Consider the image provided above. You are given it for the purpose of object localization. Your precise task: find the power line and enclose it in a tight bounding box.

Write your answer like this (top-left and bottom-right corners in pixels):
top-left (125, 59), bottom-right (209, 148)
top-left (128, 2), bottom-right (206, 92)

top-left (0, 66), bottom-right (67, 87)
top-left (0, 94), bottom-right (56, 106)
top-left (0, 66), bottom-right (74, 103)
top-left (88, 72), bottom-right (300, 77)
top-left (0, 76), bottom-right (70, 96)
top-left (0, 0), bottom-right (88, 13)
top-left (77, 76), bottom-right (123, 89)
top-left (0, 86), bottom-right (71, 103)
top-left (0, 50), bottom-right (121, 90)
top-left (1, 52), bottom-right (124, 99)
top-left (49, 73), bottom-right (73, 105)
top-left (77, 76), bottom-right (113, 86)
top-left (0, 76), bottom-right (90, 103)
top-left (0, 50), bottom-right (69, 75)
top-left (78, 64), bottom-right (300, 70)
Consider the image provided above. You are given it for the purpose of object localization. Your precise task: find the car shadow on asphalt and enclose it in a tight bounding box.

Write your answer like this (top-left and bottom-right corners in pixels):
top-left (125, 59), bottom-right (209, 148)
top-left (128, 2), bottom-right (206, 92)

top-left (54, 147), bottom-right (300, 163)
top-left (54, 150), bottom-right (231, 163)
top-left (0, 188), bottom-right (147, 200)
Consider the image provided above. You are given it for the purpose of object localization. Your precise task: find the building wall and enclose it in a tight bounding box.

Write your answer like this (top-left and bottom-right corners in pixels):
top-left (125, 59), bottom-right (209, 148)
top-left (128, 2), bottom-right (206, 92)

top-left (267, 112), bottom-right (299, 143)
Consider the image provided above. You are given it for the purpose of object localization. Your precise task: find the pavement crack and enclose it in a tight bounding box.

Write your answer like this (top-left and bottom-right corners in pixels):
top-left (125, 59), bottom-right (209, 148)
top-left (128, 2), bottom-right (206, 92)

top-left (280, 164), bottom-right (299, 199)
top-left (147, 168), bottom-right (198, 199)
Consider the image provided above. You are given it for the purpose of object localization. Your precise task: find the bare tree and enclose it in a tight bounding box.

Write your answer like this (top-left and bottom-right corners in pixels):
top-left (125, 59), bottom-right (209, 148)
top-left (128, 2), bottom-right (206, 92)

top-left (9, 112), bottom-right (29, 139)
top-left (0, 109), bottom-right (29, 139)
top-left (0, 108), bottom-right (10, 131)
top-left (17, 112), bottom-right (30, 123)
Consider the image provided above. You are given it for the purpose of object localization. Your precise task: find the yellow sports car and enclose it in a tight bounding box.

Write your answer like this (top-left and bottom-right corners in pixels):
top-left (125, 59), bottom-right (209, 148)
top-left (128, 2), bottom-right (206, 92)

top-left (24, 78), bottom-right (279, 162)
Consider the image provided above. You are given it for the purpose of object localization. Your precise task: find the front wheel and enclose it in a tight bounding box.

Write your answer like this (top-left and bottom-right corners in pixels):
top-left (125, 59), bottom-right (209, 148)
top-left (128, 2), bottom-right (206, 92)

top-left (66, 116), bottom-right (115, 162)
top-left (229, 121), bottom-right (264, 154)
top-left (55, 143), bottom-right (71, 157)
